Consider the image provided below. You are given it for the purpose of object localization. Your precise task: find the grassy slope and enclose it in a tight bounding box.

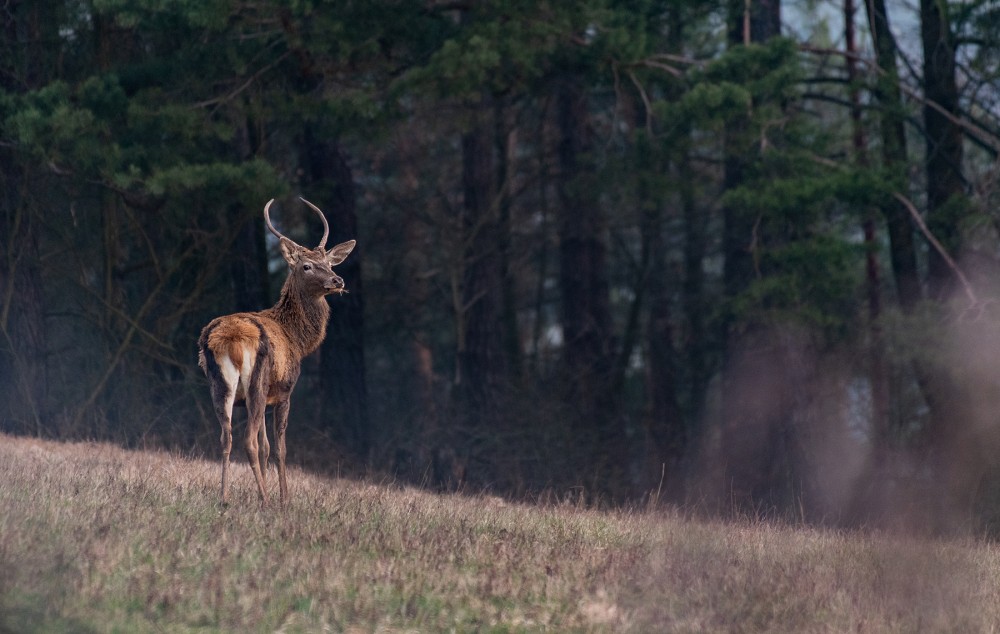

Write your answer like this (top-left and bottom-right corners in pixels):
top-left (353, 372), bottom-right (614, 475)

top-left (1, 435), bottom-right (998, 633)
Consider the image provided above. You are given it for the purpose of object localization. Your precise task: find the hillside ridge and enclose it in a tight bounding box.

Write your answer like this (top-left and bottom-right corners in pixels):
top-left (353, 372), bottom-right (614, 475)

top-left (1, 434), bottom-right (998, 632)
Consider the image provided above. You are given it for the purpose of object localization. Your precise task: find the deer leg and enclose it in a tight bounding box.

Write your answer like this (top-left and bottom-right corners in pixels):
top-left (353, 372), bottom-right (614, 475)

top-left (244, 390), bottom-right (267, 507)
top-left (211, 360), bottom-right (239, 508)
top-left (220, 416), bottom-right (233, 506)
top-left (273, 400), bottom-right (291, 509)
top-left (258, 411), bottom-right (270, 488)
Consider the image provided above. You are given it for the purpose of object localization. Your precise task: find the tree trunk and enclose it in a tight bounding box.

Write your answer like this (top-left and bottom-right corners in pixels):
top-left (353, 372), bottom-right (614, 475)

top-left (680, 148), bottom-right (709, 434)
top-left (229, 112), bottom-right (269, 313)
top-left (718, 0), bottom-right (785, 515)
top-left (920, 0), bottom-right (965, 300)
top-left (847, 0), bottom-right (891, 456)
top-left (643, 186), bottom-right (685, 499)
top-left (456, 98), bottom-right (507, 412)
top-left (0, 4), bottom-right (53, 435)
top-left (865, 0), bottom-right (922, 309)
top-left (554, 73), bottom-right (623, 495)
top-left (391, 140), bottom-right (441, 483)
top-left (495, 101), bottom-right (522, 382)
top-left (0, 172), bottom-right (48, 435)
top-left (918, 0), bottom-right (978, 532)
top-left (721, 0), bottom-right (780, 307)
top-left (225, 202), bottom-right (269, 313)
top-left (302, 131), bottom-right (370, 460)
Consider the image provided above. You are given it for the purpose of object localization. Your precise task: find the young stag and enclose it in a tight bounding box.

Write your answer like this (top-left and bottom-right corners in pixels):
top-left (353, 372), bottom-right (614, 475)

top-left (198, 198), bottom-right (355, 508)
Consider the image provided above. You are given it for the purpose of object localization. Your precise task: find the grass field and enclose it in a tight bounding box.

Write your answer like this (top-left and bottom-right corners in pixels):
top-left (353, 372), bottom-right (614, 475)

top-left (2, 434), bottom-right (999, 632)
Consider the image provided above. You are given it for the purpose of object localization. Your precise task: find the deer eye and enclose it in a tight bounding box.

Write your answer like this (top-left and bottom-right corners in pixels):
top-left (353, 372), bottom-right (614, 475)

top-left (302, 263), bottom-right (312, 271)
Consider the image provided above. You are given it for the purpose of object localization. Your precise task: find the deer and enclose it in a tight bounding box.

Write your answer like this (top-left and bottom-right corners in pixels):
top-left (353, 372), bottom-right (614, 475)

top-left (198, 197), bottom-right (355, 508)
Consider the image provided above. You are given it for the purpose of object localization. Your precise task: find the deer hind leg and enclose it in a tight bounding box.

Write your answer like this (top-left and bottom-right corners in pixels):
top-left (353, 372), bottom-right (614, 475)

top-left (243, 362), bottom-right (271, 507)
top-left (212, 355), bottom-right (240, 507)
top-left (258, 411), bottom-right (271, 487)
top-left (273, 400), bottom-right (291, 508)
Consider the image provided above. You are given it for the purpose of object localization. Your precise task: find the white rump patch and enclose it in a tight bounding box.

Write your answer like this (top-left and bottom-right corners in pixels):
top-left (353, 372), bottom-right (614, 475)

top-left (217, 344), bottom-right (255, 417)
top-left (238, 344), bottom-right (254, 398)
top-left (217, 354), bottom-right (239, 422)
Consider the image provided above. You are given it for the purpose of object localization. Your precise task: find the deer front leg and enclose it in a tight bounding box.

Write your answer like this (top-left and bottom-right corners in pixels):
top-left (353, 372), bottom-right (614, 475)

top-left (273, 400), bottom-right (291, 509)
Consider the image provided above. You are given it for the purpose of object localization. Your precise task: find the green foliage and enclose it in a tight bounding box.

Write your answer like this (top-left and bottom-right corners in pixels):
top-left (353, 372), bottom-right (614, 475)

top-left (722, 160), bottom-right (891, 225)
top-left (143, 159), bottom-right (279, 198)
top-left (730, 236), bottom-right (861, 337)
top-left (94, 0), bottom-right (234, 30)
top-left (2, 80), bottom-right (279, 203)
top-left (4, 82), bottom-right (114, 173)
top-left (964, 1), bottom-right (1000, 71)
top-left (701, 38), bottom-right (801, 98)
top-left (405, 34), bottom-right (503, 98)
top-left (396, 2), bottom-right (577, 100)
top-left (651, 36), bottom-right (864, 341)
top-left (656, 39), bottom-right (801, 135)
top-left (77, 75), bottom-right (129, 121)
top-left (657, 81), bottom-right (752, 126)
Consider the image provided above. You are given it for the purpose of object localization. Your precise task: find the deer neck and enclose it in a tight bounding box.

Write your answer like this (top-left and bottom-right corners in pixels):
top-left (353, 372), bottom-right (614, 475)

top-left (267, 280), bottom-right (330, 356)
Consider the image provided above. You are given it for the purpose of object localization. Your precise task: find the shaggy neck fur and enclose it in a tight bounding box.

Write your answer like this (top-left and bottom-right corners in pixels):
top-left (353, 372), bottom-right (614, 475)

top-left (262, 273), bottom-right (330, 357)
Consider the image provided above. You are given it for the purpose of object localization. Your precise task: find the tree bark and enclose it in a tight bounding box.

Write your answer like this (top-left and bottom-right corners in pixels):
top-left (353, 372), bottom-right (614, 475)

top-left (918, 0), bottom-right (978, 532)
top-left (865, 0), bottom-right (922, 309)
top-left (225, 202), bottom-right (269, 313)
top-left (718, 0), bottom-right (786, 515)
top-left (495, 101), bottom-right (522, 382)
top-left (456, 98), bottom-right (507, 411)
top-left (303, 132), bottom-right (370, 459)
top-left (721, 0), bottom-right (780, 307)
top-left (554, 73), bottom-right (623, 494)
top-left (920, 0), bottom-right (965, 300)
top-left (0, 3), bottom-right (52, 434)
top-left (847, 0), bottom-right (890, 456)
top-left (643, 181), bottom-right (685, 499)
top-left (0, 173), bottom-right (48, 435)
top-left (229, 112), bottom-right (270, 313)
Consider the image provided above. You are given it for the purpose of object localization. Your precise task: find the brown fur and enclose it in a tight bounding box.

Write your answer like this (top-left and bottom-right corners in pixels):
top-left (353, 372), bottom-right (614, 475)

top-left (205, 318), bottom-right (260, 370)
top-left (201, 314), bottom-right (296, 390)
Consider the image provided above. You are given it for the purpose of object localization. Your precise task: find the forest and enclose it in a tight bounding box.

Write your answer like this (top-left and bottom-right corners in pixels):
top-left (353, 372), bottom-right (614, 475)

top-left (1, 0), bottom-right (999, 532)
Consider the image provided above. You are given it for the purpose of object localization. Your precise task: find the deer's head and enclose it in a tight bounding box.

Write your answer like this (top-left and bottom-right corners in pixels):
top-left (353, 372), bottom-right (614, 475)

top-left (264, 198), bottom-right (356, 297)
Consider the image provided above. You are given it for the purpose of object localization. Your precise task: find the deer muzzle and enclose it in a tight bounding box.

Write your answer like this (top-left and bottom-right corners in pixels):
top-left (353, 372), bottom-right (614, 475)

top-left (325, 277), bottom-right (346, 294)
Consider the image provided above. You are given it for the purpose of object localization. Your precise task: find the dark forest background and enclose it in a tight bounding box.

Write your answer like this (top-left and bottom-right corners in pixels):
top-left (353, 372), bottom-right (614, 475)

top-left (2, 0), bottom-right (1000, 532)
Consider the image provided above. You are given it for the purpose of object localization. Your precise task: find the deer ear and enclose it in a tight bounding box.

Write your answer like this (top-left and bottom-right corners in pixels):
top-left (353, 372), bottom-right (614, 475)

top-left (326, 239), bottom-right (356, 266)
top-left (279, 237), bottom-right (302, 266)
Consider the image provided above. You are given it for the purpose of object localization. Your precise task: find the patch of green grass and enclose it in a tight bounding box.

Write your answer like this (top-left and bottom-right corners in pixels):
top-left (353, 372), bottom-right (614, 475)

top-left (2, 434), bottom-right (1000, 632)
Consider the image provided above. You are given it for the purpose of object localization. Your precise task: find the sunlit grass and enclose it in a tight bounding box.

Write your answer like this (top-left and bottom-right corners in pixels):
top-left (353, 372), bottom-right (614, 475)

top-left (2, 434), bottom-right (999, 632)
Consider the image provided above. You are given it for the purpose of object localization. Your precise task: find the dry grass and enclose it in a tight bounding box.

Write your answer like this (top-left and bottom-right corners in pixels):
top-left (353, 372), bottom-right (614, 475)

top-left (1, 434), bottom-right (999, 632)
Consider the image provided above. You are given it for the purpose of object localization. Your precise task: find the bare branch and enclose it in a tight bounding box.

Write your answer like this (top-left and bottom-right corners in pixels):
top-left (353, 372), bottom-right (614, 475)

top-left (892, 191), bottom-right (977, 306)
top-left (800, 44), bottom-right (1000, 157)
top-left (626, 69), bottom-right (655, 136)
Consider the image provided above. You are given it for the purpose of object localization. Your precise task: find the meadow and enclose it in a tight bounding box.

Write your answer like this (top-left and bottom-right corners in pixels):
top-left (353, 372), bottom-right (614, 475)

top-left (1, 434), bottom-right (999, 633)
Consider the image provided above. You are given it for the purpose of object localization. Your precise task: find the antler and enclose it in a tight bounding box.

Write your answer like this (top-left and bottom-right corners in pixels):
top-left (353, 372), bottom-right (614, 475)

top-left (263, 198), bottom-right (331, 250)
top-left (298, 197), bottom-right (330, 250)
top-left (263, 199), bottom-right (287, 241)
